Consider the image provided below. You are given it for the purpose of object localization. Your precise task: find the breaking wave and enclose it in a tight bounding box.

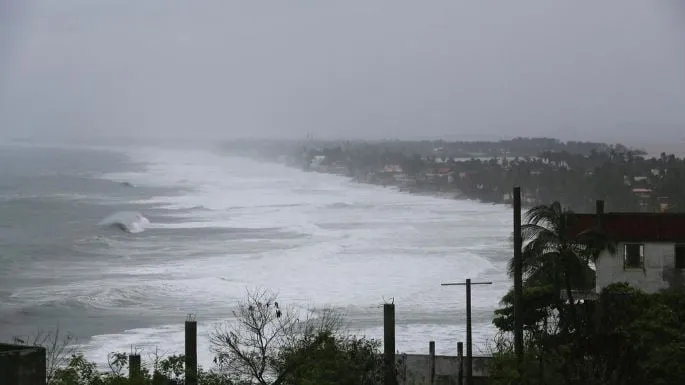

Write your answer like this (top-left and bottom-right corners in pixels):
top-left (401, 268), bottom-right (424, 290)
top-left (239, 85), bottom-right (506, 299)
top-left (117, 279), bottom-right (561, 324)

top-left (98, 211), bottom-right (150, 234)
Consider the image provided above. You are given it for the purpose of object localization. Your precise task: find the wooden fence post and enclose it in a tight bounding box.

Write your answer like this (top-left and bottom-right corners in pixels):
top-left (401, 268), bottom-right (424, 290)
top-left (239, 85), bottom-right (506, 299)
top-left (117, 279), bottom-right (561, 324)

top-left (384, 304), bottom-right (397, 385)
top-left (185, 315), bottom-right (198, 385)
top-left (429, 341), bottom-right (436, 385)
top-left (457, 342), bottom-right (464, 385)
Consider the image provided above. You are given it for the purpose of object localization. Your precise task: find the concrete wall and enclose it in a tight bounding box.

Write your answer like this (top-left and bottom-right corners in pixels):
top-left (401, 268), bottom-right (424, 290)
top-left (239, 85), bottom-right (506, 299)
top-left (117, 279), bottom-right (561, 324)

top-left (0, 343), bottom-right (46, 385)
top-left (397, 354), bottom-right (492, 385)
top-left (596, 242), bottom-right (685, 293)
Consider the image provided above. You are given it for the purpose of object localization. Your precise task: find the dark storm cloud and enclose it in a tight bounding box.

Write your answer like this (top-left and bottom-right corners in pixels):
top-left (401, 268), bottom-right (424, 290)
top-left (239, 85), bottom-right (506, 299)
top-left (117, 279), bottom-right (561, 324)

top-left (0, 0), bottom-right (684, 143)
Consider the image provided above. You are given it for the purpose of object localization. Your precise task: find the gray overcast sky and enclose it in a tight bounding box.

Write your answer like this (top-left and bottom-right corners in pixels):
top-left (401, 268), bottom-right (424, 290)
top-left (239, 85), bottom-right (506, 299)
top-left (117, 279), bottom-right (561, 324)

top-left (1, 0), bottom-right (684, 144)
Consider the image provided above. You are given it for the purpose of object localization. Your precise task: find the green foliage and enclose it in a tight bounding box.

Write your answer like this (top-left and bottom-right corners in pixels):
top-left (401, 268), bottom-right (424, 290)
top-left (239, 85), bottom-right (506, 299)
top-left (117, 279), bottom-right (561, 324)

top-left (495, 202), bottom-right (610, 339)
top-left (52, 354), bottom-right (102, 385)
top-left (491, 283), bottom-right (685, 385)
top-left (47, 352), bottom-right (232, 385)
top-left (490, 203), bottom-right (685, 384)
top-left (207, 288), bottom-right (384, 385)
top-left (275, 331), bottom-right (382, 385)
top-left (44, 332), bottom-right (381, 385)
top-left (493, 285), bottom-right (557, 334)
top-left (156, 354), bottom-right (185, 381)
top-left (488, 339), bottom-right (570, 385)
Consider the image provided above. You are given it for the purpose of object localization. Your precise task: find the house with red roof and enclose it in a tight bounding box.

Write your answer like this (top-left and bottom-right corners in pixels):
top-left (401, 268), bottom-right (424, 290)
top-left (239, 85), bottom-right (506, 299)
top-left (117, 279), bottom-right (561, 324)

top-left (567, 201), bottom-right (685, 294)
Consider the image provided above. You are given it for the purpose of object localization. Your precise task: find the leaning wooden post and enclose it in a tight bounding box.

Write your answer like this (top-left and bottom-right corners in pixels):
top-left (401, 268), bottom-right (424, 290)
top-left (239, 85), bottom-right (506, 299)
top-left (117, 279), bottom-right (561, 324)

top-left (128, 353), bottom-right (141, 379)
top-left (185, 314), bottom-right (198, 385)
top-left (457, 342), bottom-right (464, 385)
top-left (383, 303), bottom-right (397, 385)
top-left (429, 341), bottom-right (436, 385)
top-left (513, 186), bottom-right (524, 364)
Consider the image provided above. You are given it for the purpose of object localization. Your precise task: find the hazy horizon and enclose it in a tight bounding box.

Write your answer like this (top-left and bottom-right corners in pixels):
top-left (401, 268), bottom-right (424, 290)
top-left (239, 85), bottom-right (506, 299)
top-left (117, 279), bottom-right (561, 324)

top-left (1, 1), bottom-right (684, 146)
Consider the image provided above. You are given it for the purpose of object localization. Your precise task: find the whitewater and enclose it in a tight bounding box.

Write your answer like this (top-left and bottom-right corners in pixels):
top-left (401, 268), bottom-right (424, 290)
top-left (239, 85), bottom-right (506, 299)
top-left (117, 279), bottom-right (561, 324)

top-left (0, 142), bottom-right (512, 368)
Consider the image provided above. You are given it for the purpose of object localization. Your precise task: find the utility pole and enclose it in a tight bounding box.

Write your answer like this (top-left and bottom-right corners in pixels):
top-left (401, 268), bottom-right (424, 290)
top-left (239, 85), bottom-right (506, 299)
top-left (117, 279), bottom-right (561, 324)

top-left (441, 278), bottom-right (492, 385)
top-left (513, 186), bottom-right (524, 364)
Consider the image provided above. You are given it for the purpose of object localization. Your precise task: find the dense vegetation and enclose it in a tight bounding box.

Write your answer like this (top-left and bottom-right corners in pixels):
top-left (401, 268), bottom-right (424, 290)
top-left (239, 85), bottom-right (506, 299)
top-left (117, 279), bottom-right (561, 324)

top-left (321, 140), bottom-right (681, 212)
top-left (226, 137), bottom-right (685, 213)
top-left (223, 137), bottom-right (640, 161)
top-left (46, 335), bottom-right (382, 385)
top-left (490, 202), bottom-right (685, 385)
top-left (16, 289), bottom-right (385, 385)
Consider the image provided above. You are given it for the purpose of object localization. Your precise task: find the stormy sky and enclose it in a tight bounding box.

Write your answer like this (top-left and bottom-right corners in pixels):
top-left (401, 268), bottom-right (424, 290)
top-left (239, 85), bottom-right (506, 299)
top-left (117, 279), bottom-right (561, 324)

top-left (1, 0), bottom-right (684, 144)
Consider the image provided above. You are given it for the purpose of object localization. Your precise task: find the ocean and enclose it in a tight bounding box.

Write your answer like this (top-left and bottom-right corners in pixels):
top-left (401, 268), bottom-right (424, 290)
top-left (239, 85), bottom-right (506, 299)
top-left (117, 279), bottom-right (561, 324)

top-left (0, 140), bottom-right (512, 368)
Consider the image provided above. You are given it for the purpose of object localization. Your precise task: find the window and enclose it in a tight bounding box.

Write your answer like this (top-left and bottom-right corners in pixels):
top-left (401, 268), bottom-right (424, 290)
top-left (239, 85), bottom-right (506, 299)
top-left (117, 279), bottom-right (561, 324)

top-left (676, 245), bottom-right (685, 269)
top-left (623, 244), bottom-right (644, 269)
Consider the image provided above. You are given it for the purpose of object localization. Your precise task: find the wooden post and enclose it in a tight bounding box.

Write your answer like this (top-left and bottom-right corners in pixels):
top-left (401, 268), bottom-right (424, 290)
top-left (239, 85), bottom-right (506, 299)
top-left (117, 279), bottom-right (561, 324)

top-left (429, 341), bottom-right (436, 385)
top-left (185, 315), bottom-right (198, 385)
top-left (384, 304), bottom-right (397, 385)
top-left (513, 186), bottom-right (524, 364)
top-left (465, 279), bottom-right (473, 385)
top-left (441, 279), bottom-right (492, 385)
top-left (457, 342), bottom-right (464, 385)
top-left (128, 354), bottom-right (141, 379)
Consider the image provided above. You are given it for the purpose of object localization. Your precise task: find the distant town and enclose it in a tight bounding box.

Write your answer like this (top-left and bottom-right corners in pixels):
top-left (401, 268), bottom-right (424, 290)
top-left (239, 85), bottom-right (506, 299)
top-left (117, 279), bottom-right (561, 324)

top-left (222, 137), bottom-right (685, 213)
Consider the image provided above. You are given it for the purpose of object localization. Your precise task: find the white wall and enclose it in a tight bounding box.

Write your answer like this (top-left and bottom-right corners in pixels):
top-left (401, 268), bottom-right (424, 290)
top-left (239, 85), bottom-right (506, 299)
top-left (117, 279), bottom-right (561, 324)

top-left (397, 354), bottom-right (492, 385)
top-left (596, 242), bottom-right (683, 293)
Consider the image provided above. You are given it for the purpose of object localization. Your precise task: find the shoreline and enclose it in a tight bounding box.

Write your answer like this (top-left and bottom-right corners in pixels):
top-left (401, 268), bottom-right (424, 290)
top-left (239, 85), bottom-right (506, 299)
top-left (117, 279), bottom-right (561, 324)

top-left (248, 153), bottom-right (526, 209)
top-left (223, 136), bottom-right (683, 213)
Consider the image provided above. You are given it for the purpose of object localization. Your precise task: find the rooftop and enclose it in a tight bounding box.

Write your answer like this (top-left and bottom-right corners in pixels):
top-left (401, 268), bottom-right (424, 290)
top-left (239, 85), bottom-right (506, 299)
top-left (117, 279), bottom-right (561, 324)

top-left (568, 212), bottom-right (685, 242)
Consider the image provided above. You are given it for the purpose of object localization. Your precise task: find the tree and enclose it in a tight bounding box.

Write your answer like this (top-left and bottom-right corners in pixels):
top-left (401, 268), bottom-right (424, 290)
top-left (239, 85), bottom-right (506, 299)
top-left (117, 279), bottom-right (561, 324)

top-left (514, 202), bottom-right (612, 327)
top-left (492, 202), bottom-right (618, 384)
top-left (491, 283), bottom-right (685, 385)
top-left (275, 332), bottom-right (382, 385)
top-left (11, 328), bottom-right (78, 384)
top-left (493, 284), bottom-right (559, 336)
top-left (48, 352), bottom-right (233, 385)
top-left (209, 288), bottom-right (341, 385)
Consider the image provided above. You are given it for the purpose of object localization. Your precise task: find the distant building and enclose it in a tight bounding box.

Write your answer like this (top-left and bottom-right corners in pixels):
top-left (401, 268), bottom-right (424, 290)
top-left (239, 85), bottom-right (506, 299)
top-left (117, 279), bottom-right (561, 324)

top-left (310, 155), bottom-right (326, 169)
top-left (658, 197), bottom-right (670, 212)
top-left (569, 202), bottom-right (685, 294)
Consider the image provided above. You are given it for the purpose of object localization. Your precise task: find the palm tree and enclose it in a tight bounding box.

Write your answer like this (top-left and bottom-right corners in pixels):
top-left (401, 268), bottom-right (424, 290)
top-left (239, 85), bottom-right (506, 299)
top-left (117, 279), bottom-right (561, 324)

top-left (509, 201), bottom-right (613, 332)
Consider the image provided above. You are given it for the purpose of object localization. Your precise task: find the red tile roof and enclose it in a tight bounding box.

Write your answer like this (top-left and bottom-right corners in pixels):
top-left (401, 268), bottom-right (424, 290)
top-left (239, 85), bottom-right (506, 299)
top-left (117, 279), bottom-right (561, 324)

top-left (567, 213), bottom-right (685, 242)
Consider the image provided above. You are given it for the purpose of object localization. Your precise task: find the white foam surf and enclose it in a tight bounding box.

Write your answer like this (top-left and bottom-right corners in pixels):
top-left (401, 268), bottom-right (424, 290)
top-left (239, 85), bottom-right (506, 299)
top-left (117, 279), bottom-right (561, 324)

top-left (98, 211), bottom-right (151, 234)
top-left (81, 145), bottom-right (513, 367)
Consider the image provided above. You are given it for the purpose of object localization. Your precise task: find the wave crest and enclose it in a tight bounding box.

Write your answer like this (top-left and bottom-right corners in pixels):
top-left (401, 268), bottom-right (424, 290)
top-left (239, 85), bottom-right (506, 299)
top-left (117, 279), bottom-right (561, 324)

top-left (98, 211), bottom-right (150, 234)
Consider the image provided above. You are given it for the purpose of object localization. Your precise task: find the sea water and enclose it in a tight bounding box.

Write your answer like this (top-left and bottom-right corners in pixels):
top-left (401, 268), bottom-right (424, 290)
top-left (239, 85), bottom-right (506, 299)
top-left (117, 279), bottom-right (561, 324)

top-left (0, 141), bottom-right (512, 368)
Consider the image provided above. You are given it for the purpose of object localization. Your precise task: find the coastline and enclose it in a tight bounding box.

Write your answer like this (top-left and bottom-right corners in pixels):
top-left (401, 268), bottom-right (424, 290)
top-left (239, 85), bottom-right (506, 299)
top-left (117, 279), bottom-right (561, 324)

top-left (247, 153), bottom-right (521, 208)
top-left (228, 136), bottom-right (680, 213)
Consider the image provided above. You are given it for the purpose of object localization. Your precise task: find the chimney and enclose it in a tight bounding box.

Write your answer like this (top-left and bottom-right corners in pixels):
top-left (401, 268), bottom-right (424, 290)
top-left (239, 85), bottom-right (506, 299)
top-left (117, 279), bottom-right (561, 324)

top-left (595, 200), bottom-right (604, 231)
top-left (596, 200), bottom-right (604, 215)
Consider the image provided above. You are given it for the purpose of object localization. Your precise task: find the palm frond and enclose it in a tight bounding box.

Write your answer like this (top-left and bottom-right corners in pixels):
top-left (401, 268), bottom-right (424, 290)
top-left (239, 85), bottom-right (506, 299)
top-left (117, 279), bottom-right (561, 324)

top-left (524, 203), bottom-right (561, 226)
top-left (521, 223), bottom-right (556, 243)
top-left (511, 202), bottom-right (600, 292)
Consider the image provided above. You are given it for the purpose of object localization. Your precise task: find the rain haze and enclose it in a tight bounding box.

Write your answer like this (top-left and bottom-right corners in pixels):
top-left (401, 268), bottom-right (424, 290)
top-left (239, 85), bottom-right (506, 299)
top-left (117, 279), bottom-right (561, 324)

top-left (4, 1), bottom-right (685, 377)
top-left (1, 0), bottom-right (684, 147)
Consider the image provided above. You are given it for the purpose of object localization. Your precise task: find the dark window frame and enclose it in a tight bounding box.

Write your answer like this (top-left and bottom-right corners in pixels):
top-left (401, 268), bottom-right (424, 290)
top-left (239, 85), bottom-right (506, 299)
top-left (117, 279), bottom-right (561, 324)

top-left (623, 243), bottom-right (644, 269)
top-left (675, 245), bottom-right (685, 269)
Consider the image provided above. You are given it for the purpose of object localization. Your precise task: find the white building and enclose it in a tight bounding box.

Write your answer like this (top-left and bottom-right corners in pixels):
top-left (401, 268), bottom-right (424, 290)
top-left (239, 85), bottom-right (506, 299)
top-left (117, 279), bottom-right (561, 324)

top-left (570, 204), bottom-right (685, 294)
